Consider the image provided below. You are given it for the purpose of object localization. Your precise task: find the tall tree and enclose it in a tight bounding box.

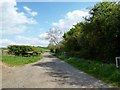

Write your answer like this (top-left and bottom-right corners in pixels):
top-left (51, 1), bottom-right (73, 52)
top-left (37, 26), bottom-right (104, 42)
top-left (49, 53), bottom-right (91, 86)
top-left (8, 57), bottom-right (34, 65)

top-left (58, 2), bottom-right (120, 63)
top-left (46, 28), bottom-right (63, 53)
top-left (46, 28), bottom-right (63, 45)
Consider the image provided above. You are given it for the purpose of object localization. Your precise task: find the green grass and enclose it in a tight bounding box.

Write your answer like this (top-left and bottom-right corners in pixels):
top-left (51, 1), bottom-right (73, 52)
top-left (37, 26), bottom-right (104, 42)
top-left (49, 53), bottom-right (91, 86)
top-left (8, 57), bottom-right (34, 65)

top-left (55, 54), bottom-right (120, 87)
top-left (32, 46), bottom-right (50, 53)
top-left (1, 55), bottom-right (41, 66)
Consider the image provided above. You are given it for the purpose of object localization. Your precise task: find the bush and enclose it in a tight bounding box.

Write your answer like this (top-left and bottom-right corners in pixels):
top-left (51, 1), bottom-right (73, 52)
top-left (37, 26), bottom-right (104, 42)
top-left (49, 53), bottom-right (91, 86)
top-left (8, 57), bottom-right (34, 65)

top-left (8, 45), bottom-right (33, 56)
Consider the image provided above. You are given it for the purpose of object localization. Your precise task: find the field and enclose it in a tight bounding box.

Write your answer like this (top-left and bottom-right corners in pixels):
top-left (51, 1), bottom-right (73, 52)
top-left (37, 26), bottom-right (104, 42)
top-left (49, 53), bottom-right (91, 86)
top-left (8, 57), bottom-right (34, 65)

top-left (1, 55), bottom-right (41, 66)
top-left (55, 54), bottom-right (120, 87)
top-left (31, 46), bottom-right (50, 53)
top-left (0, 46), bottom-right (48, 66)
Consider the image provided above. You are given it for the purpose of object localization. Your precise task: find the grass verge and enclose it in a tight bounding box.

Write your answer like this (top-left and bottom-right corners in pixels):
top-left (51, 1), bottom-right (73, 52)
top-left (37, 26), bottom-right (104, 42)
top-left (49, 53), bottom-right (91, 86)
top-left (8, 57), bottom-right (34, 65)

top-left (1, 55), bottom-right (41, 66)
top-left (54, 54), bottom-right (120, 87)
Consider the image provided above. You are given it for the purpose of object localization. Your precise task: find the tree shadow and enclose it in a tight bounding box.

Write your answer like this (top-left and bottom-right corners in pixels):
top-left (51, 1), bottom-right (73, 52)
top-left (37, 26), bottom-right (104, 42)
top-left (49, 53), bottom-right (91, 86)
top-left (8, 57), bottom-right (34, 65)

top-left (32, 55), bottom-right (109, 88)
top-left (32, 60), bottom-right (79, 86)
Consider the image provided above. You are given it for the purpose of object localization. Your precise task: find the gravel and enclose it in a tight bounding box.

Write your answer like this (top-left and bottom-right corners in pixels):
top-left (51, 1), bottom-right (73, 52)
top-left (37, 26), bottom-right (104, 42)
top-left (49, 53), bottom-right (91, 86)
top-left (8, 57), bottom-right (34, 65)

top-left (2, 53), bottom-right (111, 88)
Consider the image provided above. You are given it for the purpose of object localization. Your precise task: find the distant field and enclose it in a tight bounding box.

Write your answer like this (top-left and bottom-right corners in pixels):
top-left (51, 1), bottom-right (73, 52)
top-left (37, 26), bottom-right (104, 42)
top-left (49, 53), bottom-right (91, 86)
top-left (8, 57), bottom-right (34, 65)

top-left (1, 55), bottom-right (41, 66)
top-left (31, 46), bottom-right (50, 52)
top-left (0, 46), bottom-right (48, 66)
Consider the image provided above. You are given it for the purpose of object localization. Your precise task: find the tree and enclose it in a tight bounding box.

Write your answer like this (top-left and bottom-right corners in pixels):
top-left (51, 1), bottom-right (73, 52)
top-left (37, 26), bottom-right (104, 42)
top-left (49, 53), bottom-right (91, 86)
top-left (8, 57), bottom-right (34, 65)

top-left (46, 28), bottom-right (63, 45)
top-left (46, 28), bottom-right (63, 53)
top-left (57, 2), bottom-right (120, 63)
top-left (63, 23), bottom-right (84, 52)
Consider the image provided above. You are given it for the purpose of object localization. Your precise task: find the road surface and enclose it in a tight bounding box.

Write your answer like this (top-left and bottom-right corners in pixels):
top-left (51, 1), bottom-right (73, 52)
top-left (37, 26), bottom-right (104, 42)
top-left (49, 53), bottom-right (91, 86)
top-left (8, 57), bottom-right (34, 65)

top-left (2, 53), bottom-right (110, 88)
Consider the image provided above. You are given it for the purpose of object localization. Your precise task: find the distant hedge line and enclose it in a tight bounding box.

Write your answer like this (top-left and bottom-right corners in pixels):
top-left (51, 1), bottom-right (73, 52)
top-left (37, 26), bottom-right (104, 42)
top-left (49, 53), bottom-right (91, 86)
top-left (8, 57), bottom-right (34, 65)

top-left (8, 45), bottom-right (40, 56)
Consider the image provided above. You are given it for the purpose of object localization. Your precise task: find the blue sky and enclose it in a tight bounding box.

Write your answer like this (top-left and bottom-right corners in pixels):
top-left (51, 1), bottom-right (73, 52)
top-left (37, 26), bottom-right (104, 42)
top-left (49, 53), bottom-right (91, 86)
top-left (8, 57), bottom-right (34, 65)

top-left (1, 0), bottom-right (97, 47)
top-left (17, 2), bottom-right (96, 35)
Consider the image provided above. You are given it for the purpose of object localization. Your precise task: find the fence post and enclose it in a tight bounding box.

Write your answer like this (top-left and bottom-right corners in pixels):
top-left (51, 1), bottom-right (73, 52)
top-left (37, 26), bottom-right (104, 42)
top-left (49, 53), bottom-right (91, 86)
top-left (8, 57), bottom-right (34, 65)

top-left (116, 57), bottom-right (120, 68)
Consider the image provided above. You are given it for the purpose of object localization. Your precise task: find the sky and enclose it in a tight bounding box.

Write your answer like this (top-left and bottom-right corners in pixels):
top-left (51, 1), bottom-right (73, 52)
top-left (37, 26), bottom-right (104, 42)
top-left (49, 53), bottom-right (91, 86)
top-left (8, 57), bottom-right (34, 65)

top-left (0, 0), bottom-right (97, 47)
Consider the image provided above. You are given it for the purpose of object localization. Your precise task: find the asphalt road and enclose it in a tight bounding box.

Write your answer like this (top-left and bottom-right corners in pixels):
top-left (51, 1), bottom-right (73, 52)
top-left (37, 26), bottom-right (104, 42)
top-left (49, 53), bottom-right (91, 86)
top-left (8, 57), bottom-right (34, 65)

top-left (2, 53), bottom-right (110, 88)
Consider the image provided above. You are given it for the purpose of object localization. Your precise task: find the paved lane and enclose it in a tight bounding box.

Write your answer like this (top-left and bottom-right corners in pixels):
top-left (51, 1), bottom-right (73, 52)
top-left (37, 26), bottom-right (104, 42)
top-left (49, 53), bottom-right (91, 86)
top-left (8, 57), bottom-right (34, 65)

top-left (2, 53), bottom-right (109, 88)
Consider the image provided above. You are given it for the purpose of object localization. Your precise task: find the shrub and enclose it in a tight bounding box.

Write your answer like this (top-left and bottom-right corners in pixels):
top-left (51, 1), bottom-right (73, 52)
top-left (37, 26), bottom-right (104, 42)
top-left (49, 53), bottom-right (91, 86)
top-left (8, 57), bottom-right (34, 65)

top-left (8, 45), bottom-right (33, 56)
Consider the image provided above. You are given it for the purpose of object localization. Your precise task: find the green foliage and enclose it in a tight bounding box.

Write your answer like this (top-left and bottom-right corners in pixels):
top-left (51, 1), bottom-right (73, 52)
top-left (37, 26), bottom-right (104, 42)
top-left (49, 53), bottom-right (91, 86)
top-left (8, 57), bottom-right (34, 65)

top-left (47, 43), bottom-right (56, 53)
top-left (8, 45), bottom-right (33, 56)
top-left (7, 45), bottom-right (48, 56)
top-left (55, 2), bottom-right (120, 63)
top-left (56, 54), bottom-right (120, 87)
top-left (1, 55), bottom-right (41, 66)
top-left (50, 2), bottom-right (120, 87)
top-left (32, 46), bottom-right (49, 53)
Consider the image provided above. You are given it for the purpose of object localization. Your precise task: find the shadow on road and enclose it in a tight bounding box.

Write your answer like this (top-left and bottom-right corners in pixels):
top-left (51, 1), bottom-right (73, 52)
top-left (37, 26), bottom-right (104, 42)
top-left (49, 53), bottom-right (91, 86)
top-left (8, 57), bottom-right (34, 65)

top-left (32, 54), bottom-right (109, 88)
top-left (32, 59), bottom-right (77, 86)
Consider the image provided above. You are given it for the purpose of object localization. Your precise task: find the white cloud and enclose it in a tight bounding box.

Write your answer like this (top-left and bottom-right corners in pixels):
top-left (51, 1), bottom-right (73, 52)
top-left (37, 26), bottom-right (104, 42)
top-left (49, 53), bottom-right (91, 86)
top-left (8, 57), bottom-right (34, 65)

top-left (0, 0), bottom-right (38, 35)
top-left (52, 10), bottom-right (89, 31)
top-left (39, 33), bottom-right (48, 39)
top-left (0, 34), bottom-right (49, 47)
top-left (0, 38), bottom-right (16, 47)
top-left (16, 35), bottom-right (49, 47)
top-left (23, 6), bottom-right (38, 16)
